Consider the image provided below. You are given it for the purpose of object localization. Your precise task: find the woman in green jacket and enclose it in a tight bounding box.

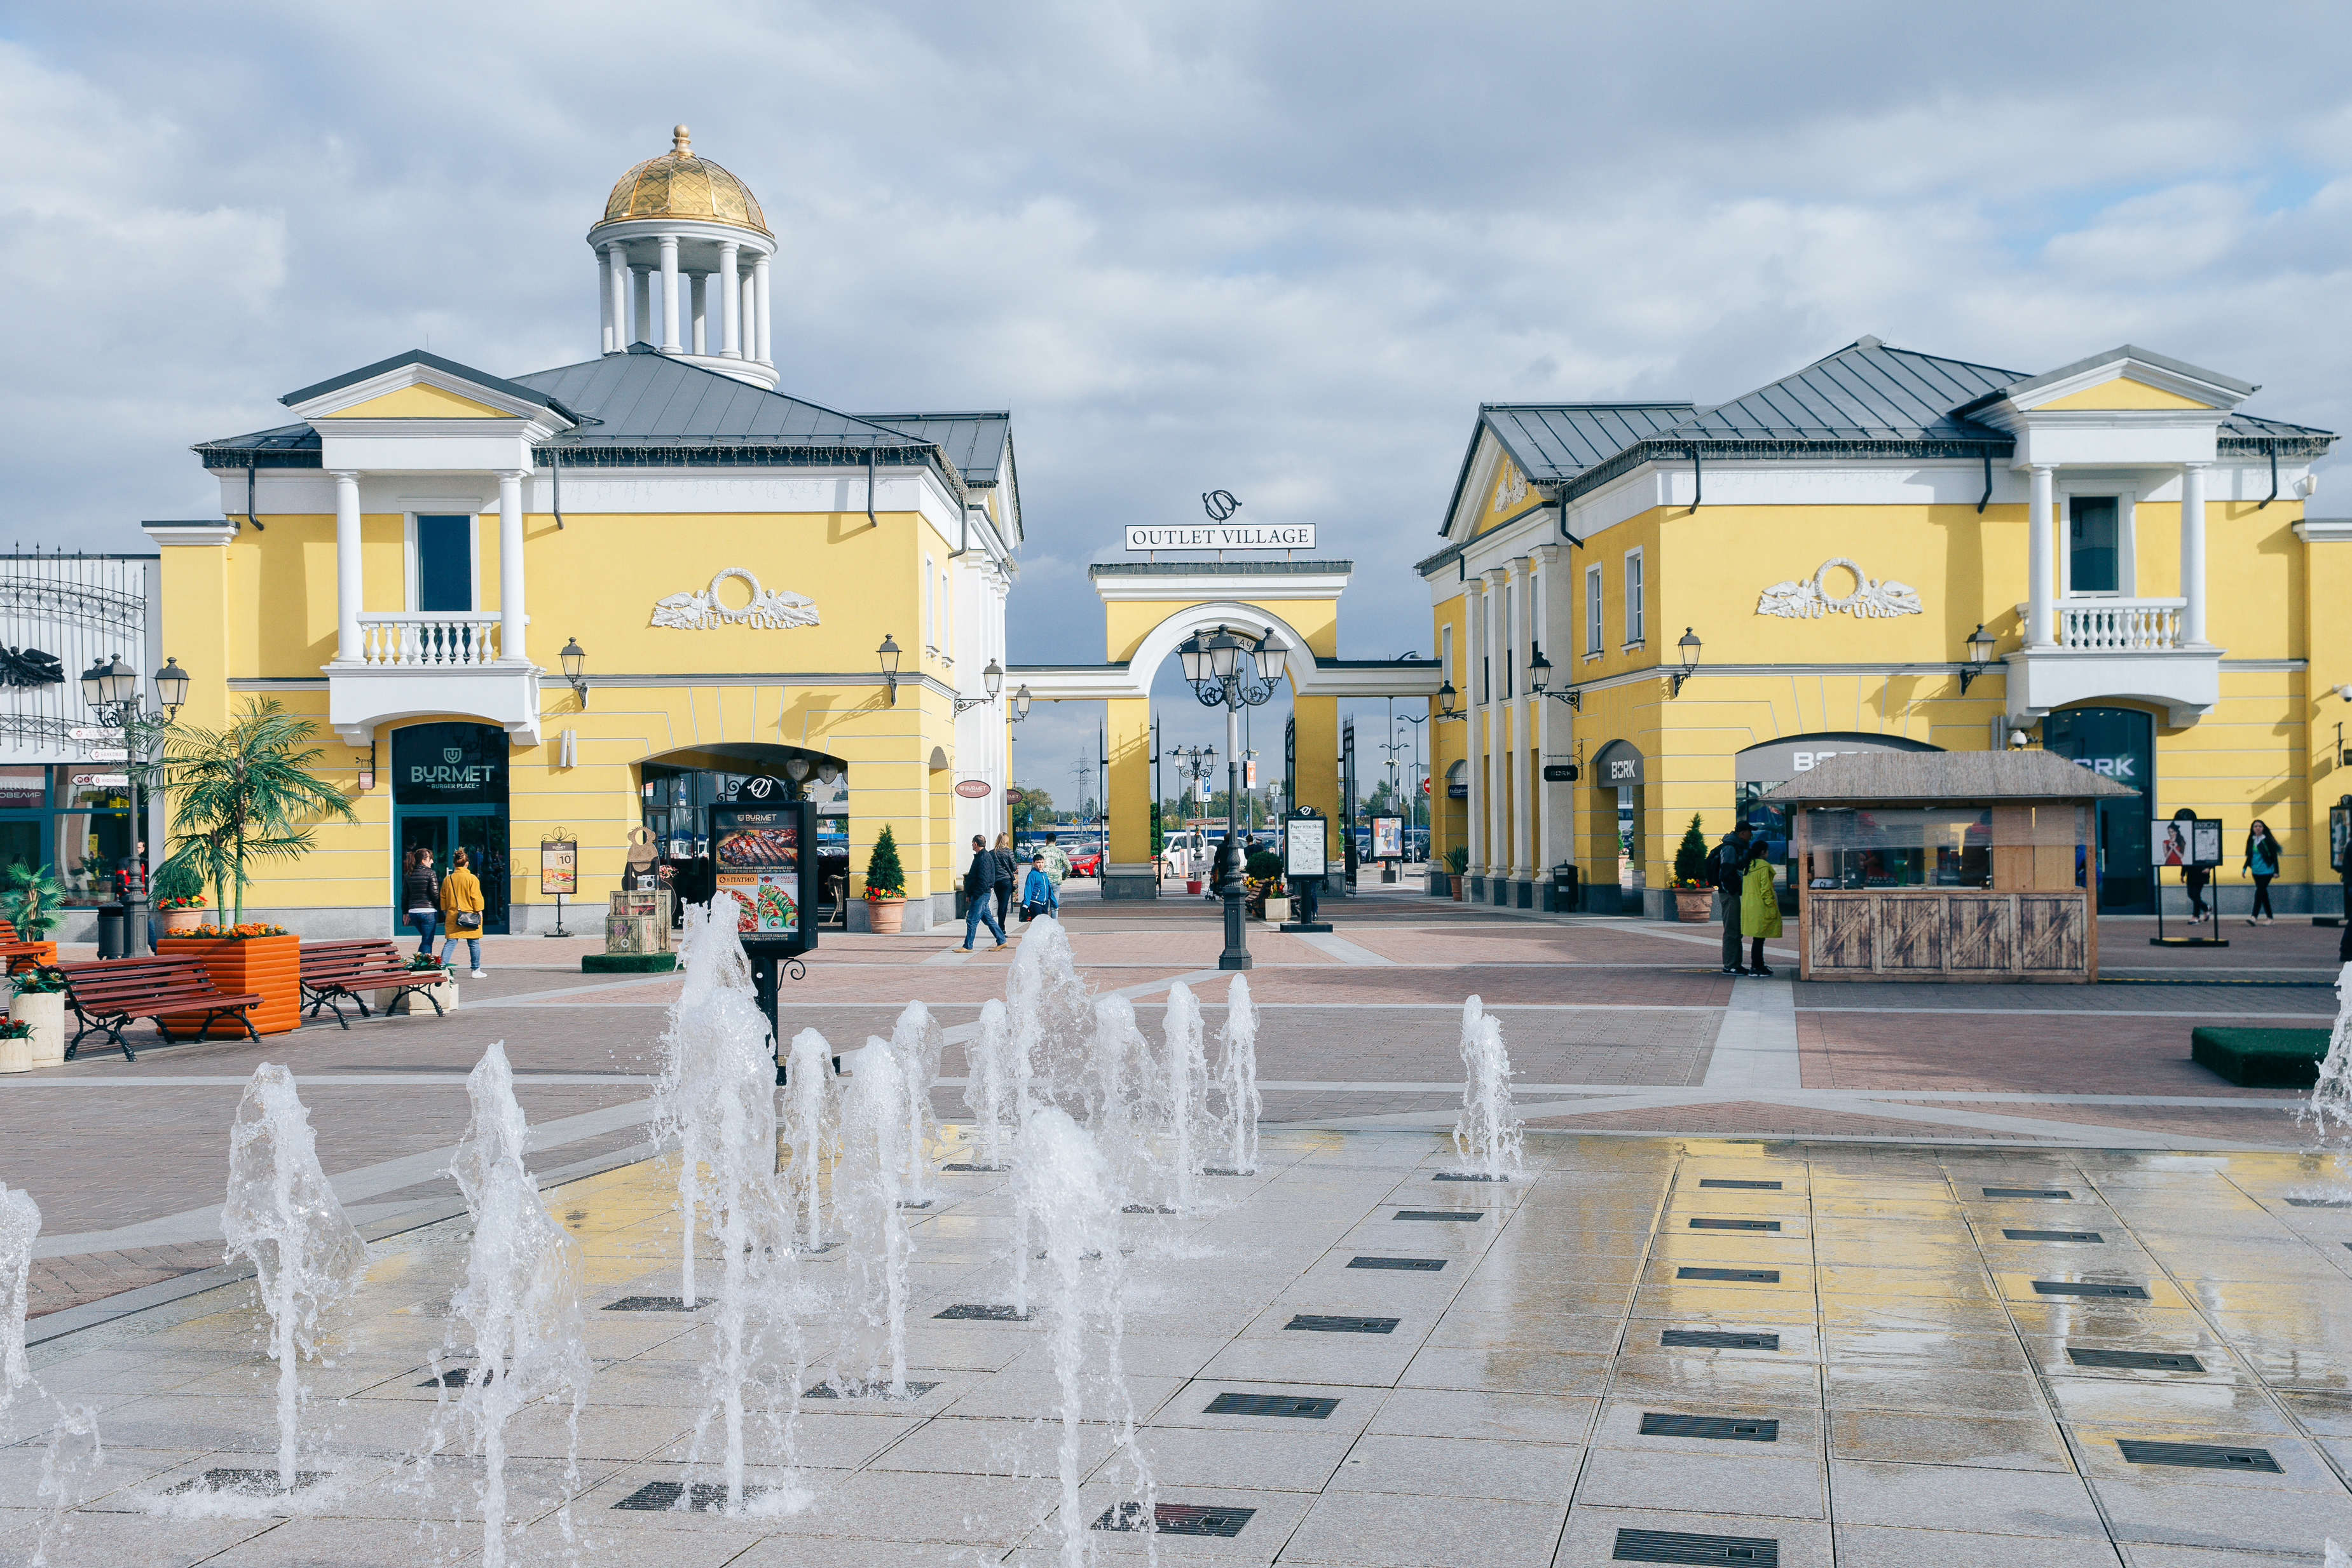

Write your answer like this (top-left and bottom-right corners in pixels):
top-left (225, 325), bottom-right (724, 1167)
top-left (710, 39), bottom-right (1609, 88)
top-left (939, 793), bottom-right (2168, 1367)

top-left (1739, 852), bottom-right (1782, 977)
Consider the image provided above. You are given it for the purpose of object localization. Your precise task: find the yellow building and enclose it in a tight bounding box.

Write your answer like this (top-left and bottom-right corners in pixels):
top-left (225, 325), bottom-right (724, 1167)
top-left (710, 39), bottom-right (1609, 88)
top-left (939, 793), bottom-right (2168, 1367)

top-left (142, 128), bottom-right (1021, 935)
top-left (1421, 338), bottom-right (2341, 919)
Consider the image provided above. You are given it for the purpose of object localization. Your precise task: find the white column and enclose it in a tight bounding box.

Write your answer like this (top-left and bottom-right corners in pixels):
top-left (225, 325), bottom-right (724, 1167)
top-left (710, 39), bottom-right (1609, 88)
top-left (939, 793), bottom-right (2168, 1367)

top-left (605, 245), bottom-right (629, 351)
top-left (753, 256), bottom-right (772, 364)
top-left (1530, 542), bottom-right (1557, 880)
top-left (2027, 464), bottom-right (2056, 647)
top-left (1465, 580), bottom-right (1485, 875)
top-left (598, 245), bottom-right (616, 353)
top-left (658, 235), bottom-right (681, 350)
top-left (1508, 559), bottom-right (1531, 878)
top-left (717, 242), bottom-right (741, 357)
top-left (690, 272), bottom-right (707, 354)
top-left (631, 267), bottom-right (651, 346)
top-left (1483, 566), bottom-right (1508, 878)
top-left (2180, 460), bottom-right (2208, 646)
top-left (497, 470), bottom-right (527, 666)
top-left (332, 470), bottom-right (362, 664)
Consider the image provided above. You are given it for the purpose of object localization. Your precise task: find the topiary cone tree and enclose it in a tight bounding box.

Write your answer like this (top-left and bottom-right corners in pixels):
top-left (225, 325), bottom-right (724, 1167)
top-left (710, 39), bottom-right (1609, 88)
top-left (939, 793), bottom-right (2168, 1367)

top-left (1673, 814), bottom-right (1709, 889)
top-left (864, 823), bottom-right (907, 899)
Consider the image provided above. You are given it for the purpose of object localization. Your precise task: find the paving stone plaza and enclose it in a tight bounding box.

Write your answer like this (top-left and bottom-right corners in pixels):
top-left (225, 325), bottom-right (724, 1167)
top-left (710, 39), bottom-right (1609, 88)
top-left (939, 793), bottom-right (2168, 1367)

top-left (4, 885), bottom-right (2351, 1564)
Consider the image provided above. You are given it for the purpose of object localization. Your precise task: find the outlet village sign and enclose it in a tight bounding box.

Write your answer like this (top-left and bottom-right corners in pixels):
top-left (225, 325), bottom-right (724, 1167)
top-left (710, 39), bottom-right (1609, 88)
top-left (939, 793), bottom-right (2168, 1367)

top-left (1125, 524), bottom-right (1315, 551)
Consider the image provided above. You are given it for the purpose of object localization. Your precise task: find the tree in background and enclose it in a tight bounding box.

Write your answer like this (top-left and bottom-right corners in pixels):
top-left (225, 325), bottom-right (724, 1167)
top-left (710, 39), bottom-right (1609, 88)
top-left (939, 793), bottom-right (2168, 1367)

top-left (864, 823), bottom-right (907, 899)
top-left (157, 699), bottom-right (357, 924)
top-left (1011, 786), bottom-right (1056, 833)
top-left (1672, 814), bottom-right (1710, 889)
top-left (1149, 801), bottom-right (1163, 857)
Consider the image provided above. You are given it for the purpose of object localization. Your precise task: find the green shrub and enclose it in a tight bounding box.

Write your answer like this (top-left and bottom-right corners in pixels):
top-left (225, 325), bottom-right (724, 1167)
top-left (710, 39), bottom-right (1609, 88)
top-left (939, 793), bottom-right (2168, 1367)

top-left (1245, 849), bottom-right (1282, 882)
top-left (1444, 845), bottom-right (1469, 874)
top-left (1672, 815), bottom-right (1709, 889)
top-left (865, 824), bottom-right (907, 899)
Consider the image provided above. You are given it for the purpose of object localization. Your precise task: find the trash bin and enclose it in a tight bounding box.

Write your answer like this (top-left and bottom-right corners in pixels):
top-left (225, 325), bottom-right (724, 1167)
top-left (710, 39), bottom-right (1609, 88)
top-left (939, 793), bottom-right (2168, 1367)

top-left (96, 903), bottom-right (127, 959)
top-left (1550, 863), bottom-right (1579, 911)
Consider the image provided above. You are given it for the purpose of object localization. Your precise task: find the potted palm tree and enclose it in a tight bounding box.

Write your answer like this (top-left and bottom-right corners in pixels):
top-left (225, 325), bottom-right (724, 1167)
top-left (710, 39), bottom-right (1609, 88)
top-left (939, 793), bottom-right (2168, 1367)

top-left (152, 700), bottom-right (356, 1036)
top-left (1444, 846), bottom-right (1469, 901)
top-left (863, 824), bottom-right (908, 934)
top-left (1, 861), bottom-right (63, 962)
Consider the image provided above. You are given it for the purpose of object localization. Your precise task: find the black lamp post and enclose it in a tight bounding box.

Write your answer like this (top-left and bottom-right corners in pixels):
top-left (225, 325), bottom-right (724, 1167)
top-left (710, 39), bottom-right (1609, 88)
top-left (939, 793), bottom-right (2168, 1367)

top-left (1178, 624), bottom-right (1288, 969)
top-left (1958, 623), bottom-right (1999, 695)
top-left (559, 637), bottom-right (588, 706)
top-left (1670, 627), bottom-right (1702, 697)
top-left (954, 658), bottom-right (1003, 715)
top-left (1011, 684), bottom-right (1032, 723)
top-left (878, 634), bottom-right (903, 706)
top-left (78, 652), bottom-right (189, 958)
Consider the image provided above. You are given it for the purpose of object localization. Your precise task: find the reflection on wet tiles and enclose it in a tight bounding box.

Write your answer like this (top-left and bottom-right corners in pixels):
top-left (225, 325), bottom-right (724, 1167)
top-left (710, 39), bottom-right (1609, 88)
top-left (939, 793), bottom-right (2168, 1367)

top-left (1828, 1410), bottom-right (2073, 1472)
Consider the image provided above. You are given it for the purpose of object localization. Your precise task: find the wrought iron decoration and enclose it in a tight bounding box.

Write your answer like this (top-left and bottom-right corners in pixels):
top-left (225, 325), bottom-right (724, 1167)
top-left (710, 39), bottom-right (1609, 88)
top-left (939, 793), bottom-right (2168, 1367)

top-left (0, 646), bottom-right (63, 687)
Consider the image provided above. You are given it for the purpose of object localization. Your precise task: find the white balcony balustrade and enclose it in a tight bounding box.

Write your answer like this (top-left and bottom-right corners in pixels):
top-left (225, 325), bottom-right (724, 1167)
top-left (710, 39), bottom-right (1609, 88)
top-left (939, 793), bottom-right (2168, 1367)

top-left (2055, 598), bottom-right (2185, 652)
top-left (357, 612), bottom-right (504, 667)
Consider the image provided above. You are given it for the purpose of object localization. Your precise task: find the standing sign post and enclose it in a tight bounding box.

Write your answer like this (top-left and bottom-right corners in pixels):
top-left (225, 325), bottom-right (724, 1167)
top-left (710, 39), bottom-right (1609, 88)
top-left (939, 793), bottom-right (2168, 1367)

top-left (1371, 813), bottom-right (1404, 884)
top-left (539, 829), bottom-right (577, 936)
top-left (2150, 814), bottom-right (2228, 948)
top-left (706, 775), bottom-right (821, 1080)
top-left (1280, 806), bottom-right (1331, 934)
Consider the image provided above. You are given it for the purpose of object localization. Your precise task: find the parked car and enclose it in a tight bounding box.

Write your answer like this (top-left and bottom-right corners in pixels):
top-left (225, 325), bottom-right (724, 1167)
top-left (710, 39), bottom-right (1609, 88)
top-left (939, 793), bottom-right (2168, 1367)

top-left (1067, 848), bottom-right (1104, 877)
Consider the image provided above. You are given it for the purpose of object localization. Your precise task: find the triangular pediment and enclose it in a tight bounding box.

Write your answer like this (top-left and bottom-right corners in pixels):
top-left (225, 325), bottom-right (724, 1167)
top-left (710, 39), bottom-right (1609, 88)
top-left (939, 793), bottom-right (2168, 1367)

top-left (1960, 344), bottom-right (2254, 419)
top-left (281, 350), bottom-right (576, 425)
top-left (321, 383), bottom-right (509, 418)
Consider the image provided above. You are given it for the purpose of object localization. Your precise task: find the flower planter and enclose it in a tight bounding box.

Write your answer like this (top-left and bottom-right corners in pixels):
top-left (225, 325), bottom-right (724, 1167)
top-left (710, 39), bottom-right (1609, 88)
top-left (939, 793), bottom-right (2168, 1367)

top-left (0, 1033), bottom-right (28, 1074)
top-left (386, 978), bottom-right (458, 1016)
top-left (11, 991), bottom-right (65, 1068)
top-left (866, 896), bottom-right (906, 935)
top-left (1452, 879), bottom-right (1466, 901)
top-left (158, 908), bottom-right (208, 936)
top-left (1186, 879), bottom-right (1202, 895)
top-left (1673, 890), bottom-right (1714, 924)
top-left (156, 933), bottom-right (301, 1037)
top-left (1265, 897), bottom-right (1290, 924)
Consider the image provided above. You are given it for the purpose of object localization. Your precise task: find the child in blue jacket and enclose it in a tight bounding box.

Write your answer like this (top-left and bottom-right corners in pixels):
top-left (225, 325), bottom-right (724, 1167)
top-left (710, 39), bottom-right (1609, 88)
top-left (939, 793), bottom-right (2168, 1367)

top-left (1020, 854), bottom-right (1058, 921)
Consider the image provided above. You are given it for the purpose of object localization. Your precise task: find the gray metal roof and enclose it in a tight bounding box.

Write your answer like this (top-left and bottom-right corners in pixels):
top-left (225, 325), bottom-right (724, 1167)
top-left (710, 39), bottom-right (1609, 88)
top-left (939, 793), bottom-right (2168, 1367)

top-left (1758, 748), bottom-right (2138, 803)
top-left (514, 347), bottom-right (926, 452)
top-left (1485, 404), bottom-right (1698, 479)
top-left (1658, 337), bottom-right (2023, 442)
top-left (858, 414), bottom-right (1012, 486)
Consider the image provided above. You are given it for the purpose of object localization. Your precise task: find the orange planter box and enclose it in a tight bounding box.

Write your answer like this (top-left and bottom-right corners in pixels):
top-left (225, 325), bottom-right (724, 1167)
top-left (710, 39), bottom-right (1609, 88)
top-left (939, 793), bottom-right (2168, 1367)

top-left (154, 934), bottom-right (301, 1037)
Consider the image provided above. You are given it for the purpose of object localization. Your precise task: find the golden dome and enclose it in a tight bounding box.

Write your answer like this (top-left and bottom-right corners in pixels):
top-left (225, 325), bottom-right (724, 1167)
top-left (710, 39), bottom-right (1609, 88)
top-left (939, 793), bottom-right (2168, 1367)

top-left (597, 126), bottom-right (770, 236)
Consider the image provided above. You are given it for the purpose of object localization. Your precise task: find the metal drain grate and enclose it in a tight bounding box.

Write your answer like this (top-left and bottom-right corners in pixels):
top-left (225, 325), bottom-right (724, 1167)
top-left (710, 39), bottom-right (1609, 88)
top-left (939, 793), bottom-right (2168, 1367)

top-left (2285, 1197), bottom-right (2352, 1209)
top-left (1096, 1501), bottom-right (1255, 1537)
top-left (418, 1367), bottom-right (491, 1387)
top-left (1348, 1256), bottom-right (1446, 1271)
top-left (1641, 1412), bottom-right (1779, 1442)
top-left (1433, 1173), bottom-right (1509, 1182)
top-left (2117, 1439), bottom-right (2280, 1472)
top-left (934, 1304), bottom-right (1029, 1321)
top-left (1614, 1527), bottom-right (1779, 1566)
top-left (1984, 1187), bottom-right (2073, 1199)
top-left (1690, 1218), bottom-right (1781, 1231)
top-left (1699, 1178), bottom-right (1782, 1190)
top-left (166, 1468), bottom-right (329, 1497)
top-left (2032, 1280), bottom-right (2148, 1299)
top-left (2068, 1347), bottom-right (2205, 1372)
top-left (1123, 1204), bottom-right (1177, 1214)
top-left (1662, 1329), bottom-right (1781, 1351)
top-left (1287, 1314), bottom-right (1400, 1334)
top-left (1393, 1210), bottom-right (1483, 1222)
top-left (2005, 1229), bottom-right (2104, 1243)
top-left (603, 1296), bottom-right (713, 1312)
top-left (941, 1162), bottom-right (1009, 1172)
top-left (1205, 1391), bottom-right (1339, 1419)
top-left (1203, 1167), bottom-right (1255, 1176)
top-left (803, 1379), bottom-right (939, 1400)
top-left (896, 1199), bottom-right (934, 1210)
top-left (614, 1480), bottom-right (770, 1511)
top-left (1678, 1267), bottom-right (1781, 1283)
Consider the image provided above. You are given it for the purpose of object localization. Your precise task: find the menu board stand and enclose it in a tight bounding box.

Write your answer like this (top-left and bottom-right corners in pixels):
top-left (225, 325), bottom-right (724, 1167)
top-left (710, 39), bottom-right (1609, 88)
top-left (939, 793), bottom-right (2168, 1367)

top-left (704, 794), bottom-right (822, 1081)
top-left (2150, 813), bottom-right (2228, 948)
top-left (1279, 807), bottom-right (1332, 934)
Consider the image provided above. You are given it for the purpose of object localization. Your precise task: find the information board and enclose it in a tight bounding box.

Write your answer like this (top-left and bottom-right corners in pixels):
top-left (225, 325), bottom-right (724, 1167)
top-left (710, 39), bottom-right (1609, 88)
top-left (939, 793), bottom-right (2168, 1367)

top-left (709, 803), bottom-right (807, 940)
top-left (539, 836), bottom-right (577, 896)
top-left (1284, 810), bottom-right (1327, 880)
top-left (2154, 819), bottom-right (2224, 869)
top-left (1371, 814), bottom-right (1404, 861)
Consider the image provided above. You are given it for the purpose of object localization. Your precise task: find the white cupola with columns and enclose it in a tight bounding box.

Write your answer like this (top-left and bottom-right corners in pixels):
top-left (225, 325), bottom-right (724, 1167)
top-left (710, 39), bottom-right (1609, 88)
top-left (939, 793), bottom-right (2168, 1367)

top-left (588, 126), bottom-right (778, 388)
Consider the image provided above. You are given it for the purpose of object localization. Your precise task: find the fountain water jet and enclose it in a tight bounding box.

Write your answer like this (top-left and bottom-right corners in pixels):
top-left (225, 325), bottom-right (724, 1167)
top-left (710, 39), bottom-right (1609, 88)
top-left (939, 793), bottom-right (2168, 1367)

top-left (833, 1042), bottom-right (915, 1398)
top-left (2295, 962), bottom-right (2352, 1196)
top-left (783, 1027), bottom-right (837, 1249)
top-left (1160, 981), bottom-right (1210, 1210)
top-left (1006, 915), bottom-right (1095, 1115)
top-left (1214, 975), bottom-right (1261, 1175)
top-left (439, 1041), bottom-right (590, 1568)
top-left (1449, 996), bottom-right (1525, 1181)
top-left (1020, 1107), bottom-right (1152, 1568)
top-left (659, 900), bottom-right (762, 1307)
top-left (961, 998), bottom-right (1016, 1169)
top-left (1089, 995), bottom-right (1159, 1204)
top-left (221, 1064), bottom-right (369, 1494)
top-left (885, 1001), bottom-right (945, 1203)
top-left (1, 1183), bottom-right (36, 1408)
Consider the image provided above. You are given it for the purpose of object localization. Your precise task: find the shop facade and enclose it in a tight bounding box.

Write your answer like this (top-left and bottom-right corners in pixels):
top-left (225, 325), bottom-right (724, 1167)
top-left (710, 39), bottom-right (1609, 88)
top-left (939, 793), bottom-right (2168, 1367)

top-left (144, 129), bottom-right (1020, 936)
top-left (1421, 339), bottom-right (2340, 918)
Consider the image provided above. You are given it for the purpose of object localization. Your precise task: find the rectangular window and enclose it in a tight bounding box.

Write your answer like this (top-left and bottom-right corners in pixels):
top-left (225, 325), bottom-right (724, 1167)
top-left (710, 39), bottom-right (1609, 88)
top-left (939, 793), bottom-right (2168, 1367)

top-left (2070, 498), bottom-right (2119, 594)
top-left (1585, 566), bottom-right (1603, 655)
top-left (415, 515), bottom-right (472, 612)
top-left (1624, 549), bottom-right (1645, 644)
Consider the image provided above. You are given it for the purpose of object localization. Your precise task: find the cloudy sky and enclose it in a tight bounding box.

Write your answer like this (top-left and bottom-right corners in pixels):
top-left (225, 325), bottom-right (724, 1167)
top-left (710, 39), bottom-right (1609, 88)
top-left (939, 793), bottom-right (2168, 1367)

top-left (8, 1), bottom-right (2349, 803)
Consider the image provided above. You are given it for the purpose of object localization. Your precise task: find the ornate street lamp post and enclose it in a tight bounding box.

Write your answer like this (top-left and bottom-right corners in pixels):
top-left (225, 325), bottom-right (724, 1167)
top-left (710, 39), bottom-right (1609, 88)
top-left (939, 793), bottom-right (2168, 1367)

top-left (78, 653), bottom-right (190, 957)
top-left (1176, 624), bottom-right (1289, 970)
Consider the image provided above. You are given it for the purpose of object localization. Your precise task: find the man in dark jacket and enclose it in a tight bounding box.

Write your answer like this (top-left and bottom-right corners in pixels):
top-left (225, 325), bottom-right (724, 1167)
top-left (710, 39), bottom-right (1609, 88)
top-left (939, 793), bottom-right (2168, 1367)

top-left (962, 834), bottom-right (1008, 950)
top-left (1708, 822), bottom-right (1754, 976)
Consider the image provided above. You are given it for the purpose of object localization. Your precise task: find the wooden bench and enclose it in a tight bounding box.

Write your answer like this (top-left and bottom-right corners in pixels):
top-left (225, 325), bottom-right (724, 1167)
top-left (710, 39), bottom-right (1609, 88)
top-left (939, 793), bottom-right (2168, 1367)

top-left (54, 956), bottom-right (264, 1062)
top-left (299, 938), bottom-right (448, 1028)
top-left (0, 918), bottom-right (57, 975)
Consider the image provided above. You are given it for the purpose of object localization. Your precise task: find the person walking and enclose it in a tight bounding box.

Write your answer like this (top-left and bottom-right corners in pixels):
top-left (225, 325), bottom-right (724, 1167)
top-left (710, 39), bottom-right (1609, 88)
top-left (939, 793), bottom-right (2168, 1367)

top-left (2245, 820), bottom-right (2281, 925)
top-left (1739, 844), bottom-right (1782, 976)
top-left (402, 846), bottom-right (441, 956)
top-left (1707, 822), bottom-right (1755, 976)
top-left (2182, 860), bottom-right (2210, 922)
top-left (1020, 851), bottom-right (1059, 922)
top-left (439, 846), bottom-right (489, 978)
top-left (962, 833), bottom-right (1008, 950)
top-left (991, 831), bottom-right (1019, 929)
top-left (1039, 831), bottom-right (1073, 890)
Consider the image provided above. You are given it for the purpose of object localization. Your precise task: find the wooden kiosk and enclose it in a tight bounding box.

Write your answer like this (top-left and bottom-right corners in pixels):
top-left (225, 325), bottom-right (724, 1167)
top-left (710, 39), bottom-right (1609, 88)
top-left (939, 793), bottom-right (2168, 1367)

top-left (1760, 751), bottom-right (2137, 983)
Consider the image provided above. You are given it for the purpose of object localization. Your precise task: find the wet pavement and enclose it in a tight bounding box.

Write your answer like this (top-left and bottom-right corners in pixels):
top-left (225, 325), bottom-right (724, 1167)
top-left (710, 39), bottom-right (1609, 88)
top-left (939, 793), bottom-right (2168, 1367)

top-left (8, 1128), bottom-right (2352, 1564)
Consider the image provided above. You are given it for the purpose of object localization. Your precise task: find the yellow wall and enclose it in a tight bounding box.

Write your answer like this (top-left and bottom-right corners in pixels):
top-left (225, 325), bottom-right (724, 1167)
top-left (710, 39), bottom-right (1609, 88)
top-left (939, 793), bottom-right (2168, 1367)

top-left (322, 385), bottom-right (509, 418)
top-left (2034, 378), bottom-right (2215, 412)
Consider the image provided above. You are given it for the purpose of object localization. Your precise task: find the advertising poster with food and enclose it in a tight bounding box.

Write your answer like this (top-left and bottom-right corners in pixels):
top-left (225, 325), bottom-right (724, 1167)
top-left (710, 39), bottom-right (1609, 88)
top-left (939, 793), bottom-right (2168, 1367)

top-left (711, 808), bottom-right (800, 937)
